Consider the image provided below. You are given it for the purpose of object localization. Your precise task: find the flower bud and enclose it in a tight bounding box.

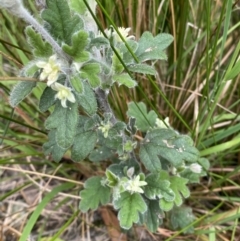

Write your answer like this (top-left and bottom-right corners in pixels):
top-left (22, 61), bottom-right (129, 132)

top-left (189, 163), bottom-right (202, 174)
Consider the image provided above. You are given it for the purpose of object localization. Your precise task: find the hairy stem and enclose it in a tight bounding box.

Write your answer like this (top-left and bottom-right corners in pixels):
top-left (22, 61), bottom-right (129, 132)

top-left (95, 88), bottom-right (117, 124)
top-left (19, 7), bottom-right (70, 61)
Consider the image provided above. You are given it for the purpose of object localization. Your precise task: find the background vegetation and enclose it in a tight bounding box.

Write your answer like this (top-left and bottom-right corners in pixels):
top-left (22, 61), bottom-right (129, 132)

top-left (0, 0), bottom-right (240, 240)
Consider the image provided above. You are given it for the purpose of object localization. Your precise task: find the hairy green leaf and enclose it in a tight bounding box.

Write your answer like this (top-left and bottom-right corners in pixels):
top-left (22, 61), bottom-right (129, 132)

top-left (169, 176), bottom-right (190, 206)
top-left (42, 0), bottom-right (83, 45)
top-left (79, 176), bottom-right (111, 212)
top-left (62, 30), bottom-right (90, 62)
top-left (136, 32), bottom-right (173, 62)
top-left (112, 51), bottom-right (124, 74)
top-left (75, 82), bottom-right (97, 116)
top-left (128, 64), bottom-right (156, 75)
top-left (107, 160), bottom-right (140, 179)
top-left (140, 200), bottom-right (163, 232)
top-left (170, 206), bottom-right (195, 233)
top-left (89, 146), bottom-right (113, 162)
top-left (25, 26), bottom-right (52, 57)
top-left (119, 40), bottom-right (138, 65)
top-left (139, 143), bottom-right (162, 171)
top-left (69, 74), bottom-right (83, 93)
top-left (84, 114), bottom-right (101, 130)
top-left (106, 169), bottom-right (119, 187)
top-left (144, 173), bottom-right (171, 199)
top-left (127, 102), bottom-right (157, 132)
top-left (138, 51), bottom-right (167, 62)
top-left (22, 63), bottom-right (39, 77)
top-left (198, 157), bottom-right (210, 170)
top-left (139, 129), bottom-right (200, 171)
top-left (45, 101), bottom-right (78, 149)
top-left (69, 0), bottom-right (87, 14)
top-left (104, 135), bottom-right (123, 152)
top-left (43, 130), bottom-right (68, 162)
top-left (90, 36), bottom-right (110, 48)
top-left (159, 199), bottom-right (174, 211)
top-left (108, 121), bottom-right (126, 136)
top-left (9, 81), bottom-right (36, 107)
top-left (179, 169), bottom-right (200, 183)
top-left (80, 63), bottom-right (101, 88)
top-left (39, 86), bottom-right (56, 112)
top-left (71, 130), bottom-right (97, 161)
top-left (113, 73), bottom-right (137, 88)
top-left (114, 192), bottom-right (147, 229)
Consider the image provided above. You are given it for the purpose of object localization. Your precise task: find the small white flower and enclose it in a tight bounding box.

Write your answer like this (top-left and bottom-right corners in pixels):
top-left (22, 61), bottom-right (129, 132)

top-left (189, 163), bottom-right (202, 174)
top-left (115, 27), bottom-right (135, 42)
top-left (36, 55), bottom-right (61, 86)
top-left (51, 82), bottom-right (75, 108)
top-left (98, 121), bottom-right (111, 138)
top-left (125, 175), bottom-right (147, 194)
top-left (101, 27), bottom-right (135, 42)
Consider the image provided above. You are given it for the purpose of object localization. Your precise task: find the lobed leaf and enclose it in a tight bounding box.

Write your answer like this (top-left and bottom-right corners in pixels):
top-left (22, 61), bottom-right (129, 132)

top-left (62, 30), bottom-right (90, 62)
top-left (159, 198), bottom-right (174, 211)
top-left (170, 206), bottom-right (195, 233)
top-left (144, 173), bottom-right (171, 200)
top-left (112, 73), bottom-right (137, 88)
top-left (25, 26), bottom-right (52, 58)
top-left (139, 129), bottom-right (200, 172)
top-left (114, 192), bottom-right (147, 229)
top-left (45, 101), bottom-right (78, 149)
top-left (79, 176), bottom-right (111, 212)
top-left (118, 40), bottom-right (138, 65)
top-left (169, 176), bottom-right (190, 206)
top-left (42, 0), bottom-right (84, 45)
top-left (69, 0), bottom-right (87, 14)
top-left (136, 32), bottom-right (173, 62)
top-left (140, 200), bottom-right (163, 232)
top-left (127, 102), bottom-right (157, 132)
top-left (79, 63), bottom-right (101, 88)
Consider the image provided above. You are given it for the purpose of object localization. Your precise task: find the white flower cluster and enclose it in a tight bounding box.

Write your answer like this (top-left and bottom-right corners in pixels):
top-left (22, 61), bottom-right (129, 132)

top-left (36, 55), bottom-right (75, 108)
